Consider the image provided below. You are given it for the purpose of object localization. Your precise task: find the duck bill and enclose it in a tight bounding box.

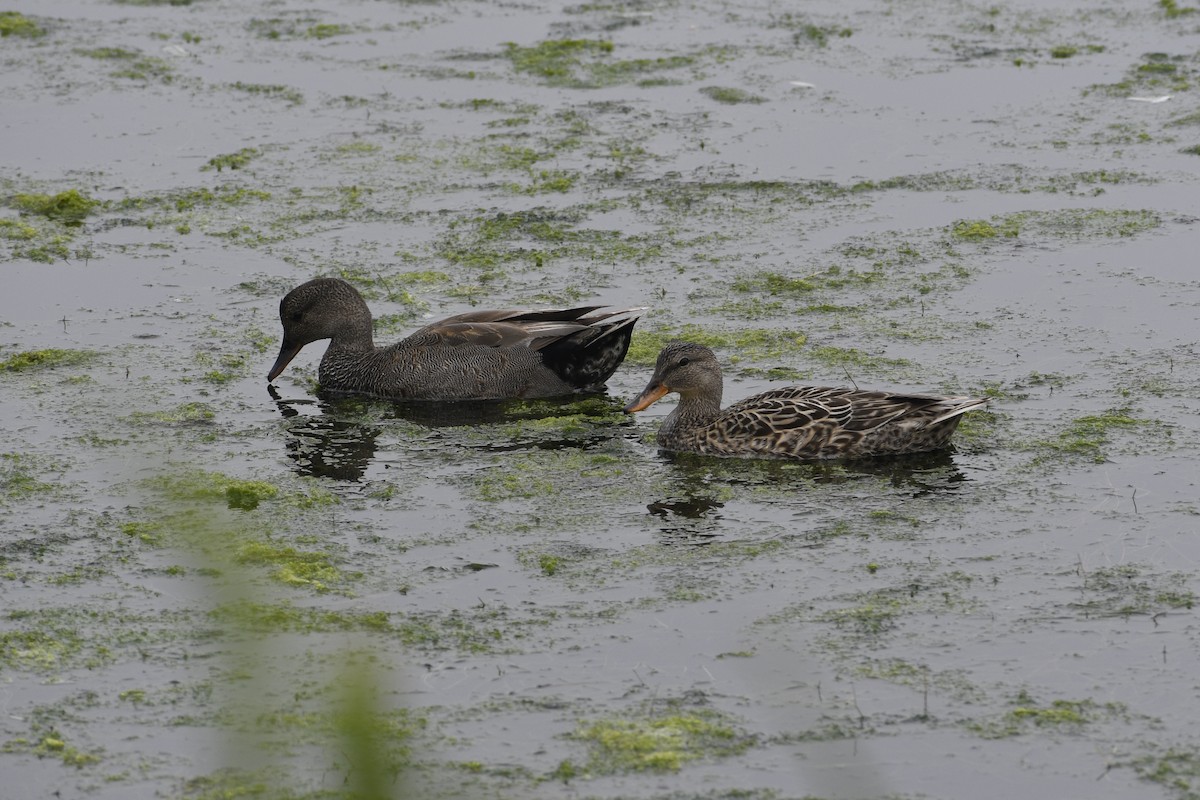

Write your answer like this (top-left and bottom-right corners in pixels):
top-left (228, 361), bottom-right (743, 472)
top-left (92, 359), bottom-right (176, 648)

top-left (267, 341), bottom-right (304, 382)
top-left (623, 382), bottom-right (669, 413)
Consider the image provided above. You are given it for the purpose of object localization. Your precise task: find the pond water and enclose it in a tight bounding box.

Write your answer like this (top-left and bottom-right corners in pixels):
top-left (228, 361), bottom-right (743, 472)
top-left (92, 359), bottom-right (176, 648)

top-left (2, 1), bottom-right (1199, 799)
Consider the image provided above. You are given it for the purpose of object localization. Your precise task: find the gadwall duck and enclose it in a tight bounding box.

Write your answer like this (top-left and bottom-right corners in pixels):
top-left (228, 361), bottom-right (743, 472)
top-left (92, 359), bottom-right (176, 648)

top-left (624, 341), bottom-right (988, 459)
top-left (268, 277), bottom-right (644, 400)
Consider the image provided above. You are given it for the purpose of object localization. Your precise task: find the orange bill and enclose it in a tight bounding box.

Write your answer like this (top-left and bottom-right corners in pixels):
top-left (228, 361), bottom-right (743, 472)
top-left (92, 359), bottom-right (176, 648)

top-left (267, 341), bottom-right (304, 382)
top-left (623, 382), bottom-right (668, 413)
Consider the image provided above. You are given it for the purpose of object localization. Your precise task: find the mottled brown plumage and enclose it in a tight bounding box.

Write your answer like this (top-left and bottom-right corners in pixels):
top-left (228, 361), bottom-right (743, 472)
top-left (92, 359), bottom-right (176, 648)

top-left (624, 342), bottom-right (987, 459)
top-left (268, 277), bottom-right (644, 400)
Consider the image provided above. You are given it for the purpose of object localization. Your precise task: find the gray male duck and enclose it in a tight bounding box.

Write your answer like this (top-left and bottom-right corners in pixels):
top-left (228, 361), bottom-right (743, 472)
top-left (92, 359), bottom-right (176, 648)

top-left (625, 341), bottom-right (988, 460)
top-left (268, 277), bottom-right (644, 400)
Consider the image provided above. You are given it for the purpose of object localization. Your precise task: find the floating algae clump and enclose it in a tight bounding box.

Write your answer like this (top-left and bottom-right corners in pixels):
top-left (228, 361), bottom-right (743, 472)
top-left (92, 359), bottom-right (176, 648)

top-left (0, 349), bottom-right (95, 372)
top-left (12, 190), bottom-right (99, 226)
top-left (0, 11), bottom-right (44, 38)
top-left (572, 708), bottom-right (749, 773)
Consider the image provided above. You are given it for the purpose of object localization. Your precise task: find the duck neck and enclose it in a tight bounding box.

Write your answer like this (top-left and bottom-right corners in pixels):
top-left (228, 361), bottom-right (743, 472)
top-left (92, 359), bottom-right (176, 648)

top-left (662, 390), bottom-right (723, 436)
top-left (318, 317), bottom-right (378, 391)
top-left (326, 315), bottom-right (376, 354)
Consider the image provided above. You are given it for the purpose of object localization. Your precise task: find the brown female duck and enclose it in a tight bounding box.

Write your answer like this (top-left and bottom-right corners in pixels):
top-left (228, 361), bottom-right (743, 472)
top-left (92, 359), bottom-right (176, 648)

top-left (268, 277), bottom-right (644, 400)
top-left (624, 341), bottom-right (988, 459)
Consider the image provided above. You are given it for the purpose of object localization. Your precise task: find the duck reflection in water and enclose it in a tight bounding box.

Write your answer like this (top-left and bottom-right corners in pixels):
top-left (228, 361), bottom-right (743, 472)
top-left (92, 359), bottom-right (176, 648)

top-left (271, 387), bottom-right (381, 481)
top-left (270, 385), bottom-right (632, 480)
top-left (645, 448), bottom-right (971, 544)
top-left (647, 495), bottom-right (727, 545)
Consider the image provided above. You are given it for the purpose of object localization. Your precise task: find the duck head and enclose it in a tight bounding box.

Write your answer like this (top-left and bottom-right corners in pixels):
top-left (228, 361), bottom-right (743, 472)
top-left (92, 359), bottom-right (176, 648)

top-left (267, 277), bottom-right (372, 382)
top-left (623, 341), bottom-right (724, 413)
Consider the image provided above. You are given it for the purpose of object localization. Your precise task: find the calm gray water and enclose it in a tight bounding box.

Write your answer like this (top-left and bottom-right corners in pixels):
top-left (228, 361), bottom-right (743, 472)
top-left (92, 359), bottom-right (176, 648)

top-left (2, 1), bottom-right (1199, 798)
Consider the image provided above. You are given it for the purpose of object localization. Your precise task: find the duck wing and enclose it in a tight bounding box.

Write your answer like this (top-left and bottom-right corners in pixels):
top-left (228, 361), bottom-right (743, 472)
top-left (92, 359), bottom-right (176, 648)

top-left (718, 387), bottom-right (982, 457)
top-left (399, 305), bottom-right (644, 393)
top-left (410, 306), bottom-right (611, 350)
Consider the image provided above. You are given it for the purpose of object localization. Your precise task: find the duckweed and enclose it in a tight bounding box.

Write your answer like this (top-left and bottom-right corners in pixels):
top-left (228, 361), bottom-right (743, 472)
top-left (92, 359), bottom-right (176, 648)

top-left (505, 39), bottom-right (613, 83)
top-left (0, 218), bottom-right (37, 241)
top-left (1010, 703), bottom-right (1086, 726)
top-left (394, 269), bottom-right (451, 285)
top-left (234, 541), bottom-right (348, 592)
top-left (0, 628), bottom-right (76, 672)
top-left (969, 696), bottom-right (1123, 739)
top-left (128, 401), bottom-right (216, 424)
top-left (121, 520), bottom-right (164, 546)
top-left (0, 605), bottom-right (169, 675)
top-left (1160, 0), bottom-right (1198, 17)
top-left (854, 658), bottom-right (986, 703)
top-left (22, 734), bottom-right (101, 768)
top-left (1011, 208), bottom-right (1160, 238)
top-left (0, 453), bottom-right (57, 503)
top-left (142, 471), bottom-right (335, 524)
top-left (699, 86), bottom-right (766, 104)
top-left (474, 467), bottom-right (557, 502)
top-left (519, 404), bottom-right (625, 436)
top-left (224, 481), bottom-right (274, 510)
top-left (114, 186), bottom-right (271, 230)
top-left (710, 297), bottom-right (788, 319)
top-left (18, 233), bottom-right (83, 262)
top-left (955, 209), bottom-right (1160, 242)
top-left (804, 344), bottom-right (911, 374)
top-left (122, 493), bottom-right (343, 618)
top-left (1132, 748), bottom-right (1200, 796)
top-left (639, 176), bottom-right (846, 218)
top-left (573, 707), bottom-right (747, 773)
top-left (79, 46), bottom-right (139, 60)
top-left (79, 46), bottom-right (174, 81)
top-left (952, 218), bottom-right (1019, 240)
top-left (306, 23), bottom-right (351, 39)
top-left (193, 350), bottom-right (250, 385)
top-left (1167, 109), bottom-right (1200, 127)
top-left (799, 24), bottom-right (852, 47)
top-left (1088, 52), bottom-right (1194, 97)
top-left (334, 141), bottom-right (380, 156)
top-left (247, 18), bottom-right (300, 39)
top-left (769, 13), bottom-right (853, 44)
top-left (503, 39), bottom-right (701, 89)
top-left (229, 81), bottom-right (303, 106)
top-left (391, 609), bottom-right (510, 654)
top-left (732, 270), bottom-right (818, 295)
top-left (509, 169), bottom-right (578, 194)
top-left (732, 264), bottom-right (888, 301)
top-left (457, 141), bottom-right (549, 176)
top-left (819, 599), bottom-right (903, 635)
top-left (210, 600), bottom-right (391, 634)
top-left (11, 190), bottom-right (99, 226)
top-left (436, 208), bottom-right (662, 274)
top-left (202, 147), bottom-right (260, 172)
top-left (1075, 564), bottom-right (1194, 616)
top-left (1038, 408), bottom-right (1149, 463)
top-left (0, 11), bottom-right (43, 37)
top-left (151, 472), bottom-right (279, 507)
top-left (0, 348), bottom-right (94, 371)
top-left (626, 326), bottom-right (808, 366)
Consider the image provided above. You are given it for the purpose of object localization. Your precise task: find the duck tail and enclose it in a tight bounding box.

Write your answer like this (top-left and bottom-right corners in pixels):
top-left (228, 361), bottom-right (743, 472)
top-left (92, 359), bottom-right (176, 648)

top-left (930, 397), bottom-right (989, 425)
top-left (539, 307), bottom-right (646, 390)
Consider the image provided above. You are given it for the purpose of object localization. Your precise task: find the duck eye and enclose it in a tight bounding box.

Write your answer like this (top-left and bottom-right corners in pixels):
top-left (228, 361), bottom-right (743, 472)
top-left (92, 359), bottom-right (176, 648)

top-left (678, 357), bottom-right (690, 367)
top-left (290, 312), bottom-right (304, 322)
